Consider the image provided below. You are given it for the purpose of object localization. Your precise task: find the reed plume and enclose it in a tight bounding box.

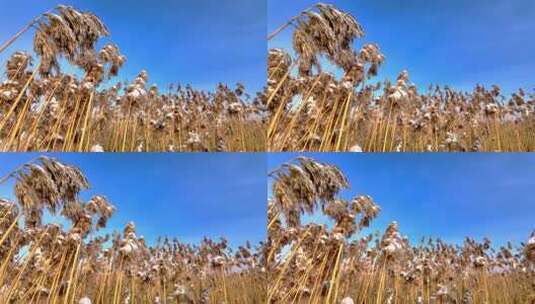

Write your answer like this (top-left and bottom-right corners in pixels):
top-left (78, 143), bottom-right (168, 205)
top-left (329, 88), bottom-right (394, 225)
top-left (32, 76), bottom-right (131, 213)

top-left (267, 157), bottom-right (535, 303)
top-left (0, 5), bottom-right (265, 152)
top-left (0, 157), bottom-right (266, 303)
top-left (267, 3), bottom-right (535, 152)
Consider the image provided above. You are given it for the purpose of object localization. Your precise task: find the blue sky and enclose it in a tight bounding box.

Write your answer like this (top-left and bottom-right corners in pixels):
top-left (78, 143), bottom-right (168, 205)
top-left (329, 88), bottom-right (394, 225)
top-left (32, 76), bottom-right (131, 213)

top-left (0, 0), bottom-right (266, 93)
top-left (268, 153), bottom-right (535, 247)
top-left (269, 0), bottom-right (535, 95)
top-left (0, 153), bottom-right (267, 247)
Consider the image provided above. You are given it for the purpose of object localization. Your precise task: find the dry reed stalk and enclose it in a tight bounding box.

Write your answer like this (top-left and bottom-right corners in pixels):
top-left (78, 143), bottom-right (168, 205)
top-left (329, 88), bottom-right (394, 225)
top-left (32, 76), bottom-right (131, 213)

top-left (268, 157), bottom-right (535, 303)
top-left (268, 3), bottom-right (535, 152)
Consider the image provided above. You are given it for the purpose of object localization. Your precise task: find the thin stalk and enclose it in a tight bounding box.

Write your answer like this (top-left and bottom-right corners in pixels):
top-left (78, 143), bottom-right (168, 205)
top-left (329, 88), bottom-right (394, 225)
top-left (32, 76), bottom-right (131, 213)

top-left (0, 62), bottom-right (40, 135)
top-left (0, 14), bottom-right (46, 53)
top-left (335, 91), bottom-right (354, 151)
top-left (63, 240), bottom-right (82, 304)
top-left (78, 91), bottom-right (94, 151)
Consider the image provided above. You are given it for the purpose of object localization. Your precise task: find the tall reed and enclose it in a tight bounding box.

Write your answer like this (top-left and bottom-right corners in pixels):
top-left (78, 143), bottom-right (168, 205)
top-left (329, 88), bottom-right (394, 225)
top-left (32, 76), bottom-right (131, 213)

top-left (267, 3), bottom-right (535, 152)
top-left (0, 156), bottom-right (266, 303)
top-left (267, 157), bottom-right (535, 303)
top-left (0, 5), bottom-right (266, 152)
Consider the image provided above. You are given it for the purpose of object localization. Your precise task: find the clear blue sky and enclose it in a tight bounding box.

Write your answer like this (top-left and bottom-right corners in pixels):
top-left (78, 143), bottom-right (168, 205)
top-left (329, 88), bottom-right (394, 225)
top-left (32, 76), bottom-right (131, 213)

top-left (269, 0), bottom-right (535, 95)
top-left (268, 153), bottom-right (535, 247)
top-left (0, 153), bottom-right (267, 247)
top-left (0, 0), bottom-right (266, 93)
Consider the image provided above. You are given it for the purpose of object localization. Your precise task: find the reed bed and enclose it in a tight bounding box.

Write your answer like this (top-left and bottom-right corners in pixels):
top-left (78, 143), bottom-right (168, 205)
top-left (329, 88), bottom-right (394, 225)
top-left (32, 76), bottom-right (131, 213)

top-left (0, 5), bottom-right (265, 152)
top-left (267, 157), bottom-right (535, 303)
top-left (266, 3), bottom-right (535, 152)
top-left (0, 156), bottom-right (266, 303)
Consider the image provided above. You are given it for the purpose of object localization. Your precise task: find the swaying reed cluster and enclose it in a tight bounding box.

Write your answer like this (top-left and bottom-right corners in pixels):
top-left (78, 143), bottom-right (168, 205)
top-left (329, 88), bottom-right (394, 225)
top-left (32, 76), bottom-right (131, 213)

top-left (267, 157), bottom-right (535, 303)
top-left (266, 3), bottom-right (535, 152)
top-left (0, 157), bottom-right (266, 303)
top-left (0, 5), bottom-right (265, 152)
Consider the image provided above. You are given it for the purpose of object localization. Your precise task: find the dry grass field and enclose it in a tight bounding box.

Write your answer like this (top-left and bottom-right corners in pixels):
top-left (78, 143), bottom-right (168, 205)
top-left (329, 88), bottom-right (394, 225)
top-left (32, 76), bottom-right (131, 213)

top-left (0, 156), bottom-right (266, 303)
top-left (267, 157), bottom-right (535, 303)
top-left (0, 5), bottom-right (266, 152)
top-left (266, 3), bottom-right (535, 152)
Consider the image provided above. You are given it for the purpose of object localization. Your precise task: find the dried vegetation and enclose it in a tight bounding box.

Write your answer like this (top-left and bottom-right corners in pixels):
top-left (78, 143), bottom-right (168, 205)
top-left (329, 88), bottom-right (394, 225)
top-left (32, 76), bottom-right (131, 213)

top-left (266, 3), bottom-right (535, 152)
top-left (267, 157), bottom-right (535, 303)
top-left (0, 5), bottom-right (265, 152)
top-left (0, 157), bottom-right (266, 303)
